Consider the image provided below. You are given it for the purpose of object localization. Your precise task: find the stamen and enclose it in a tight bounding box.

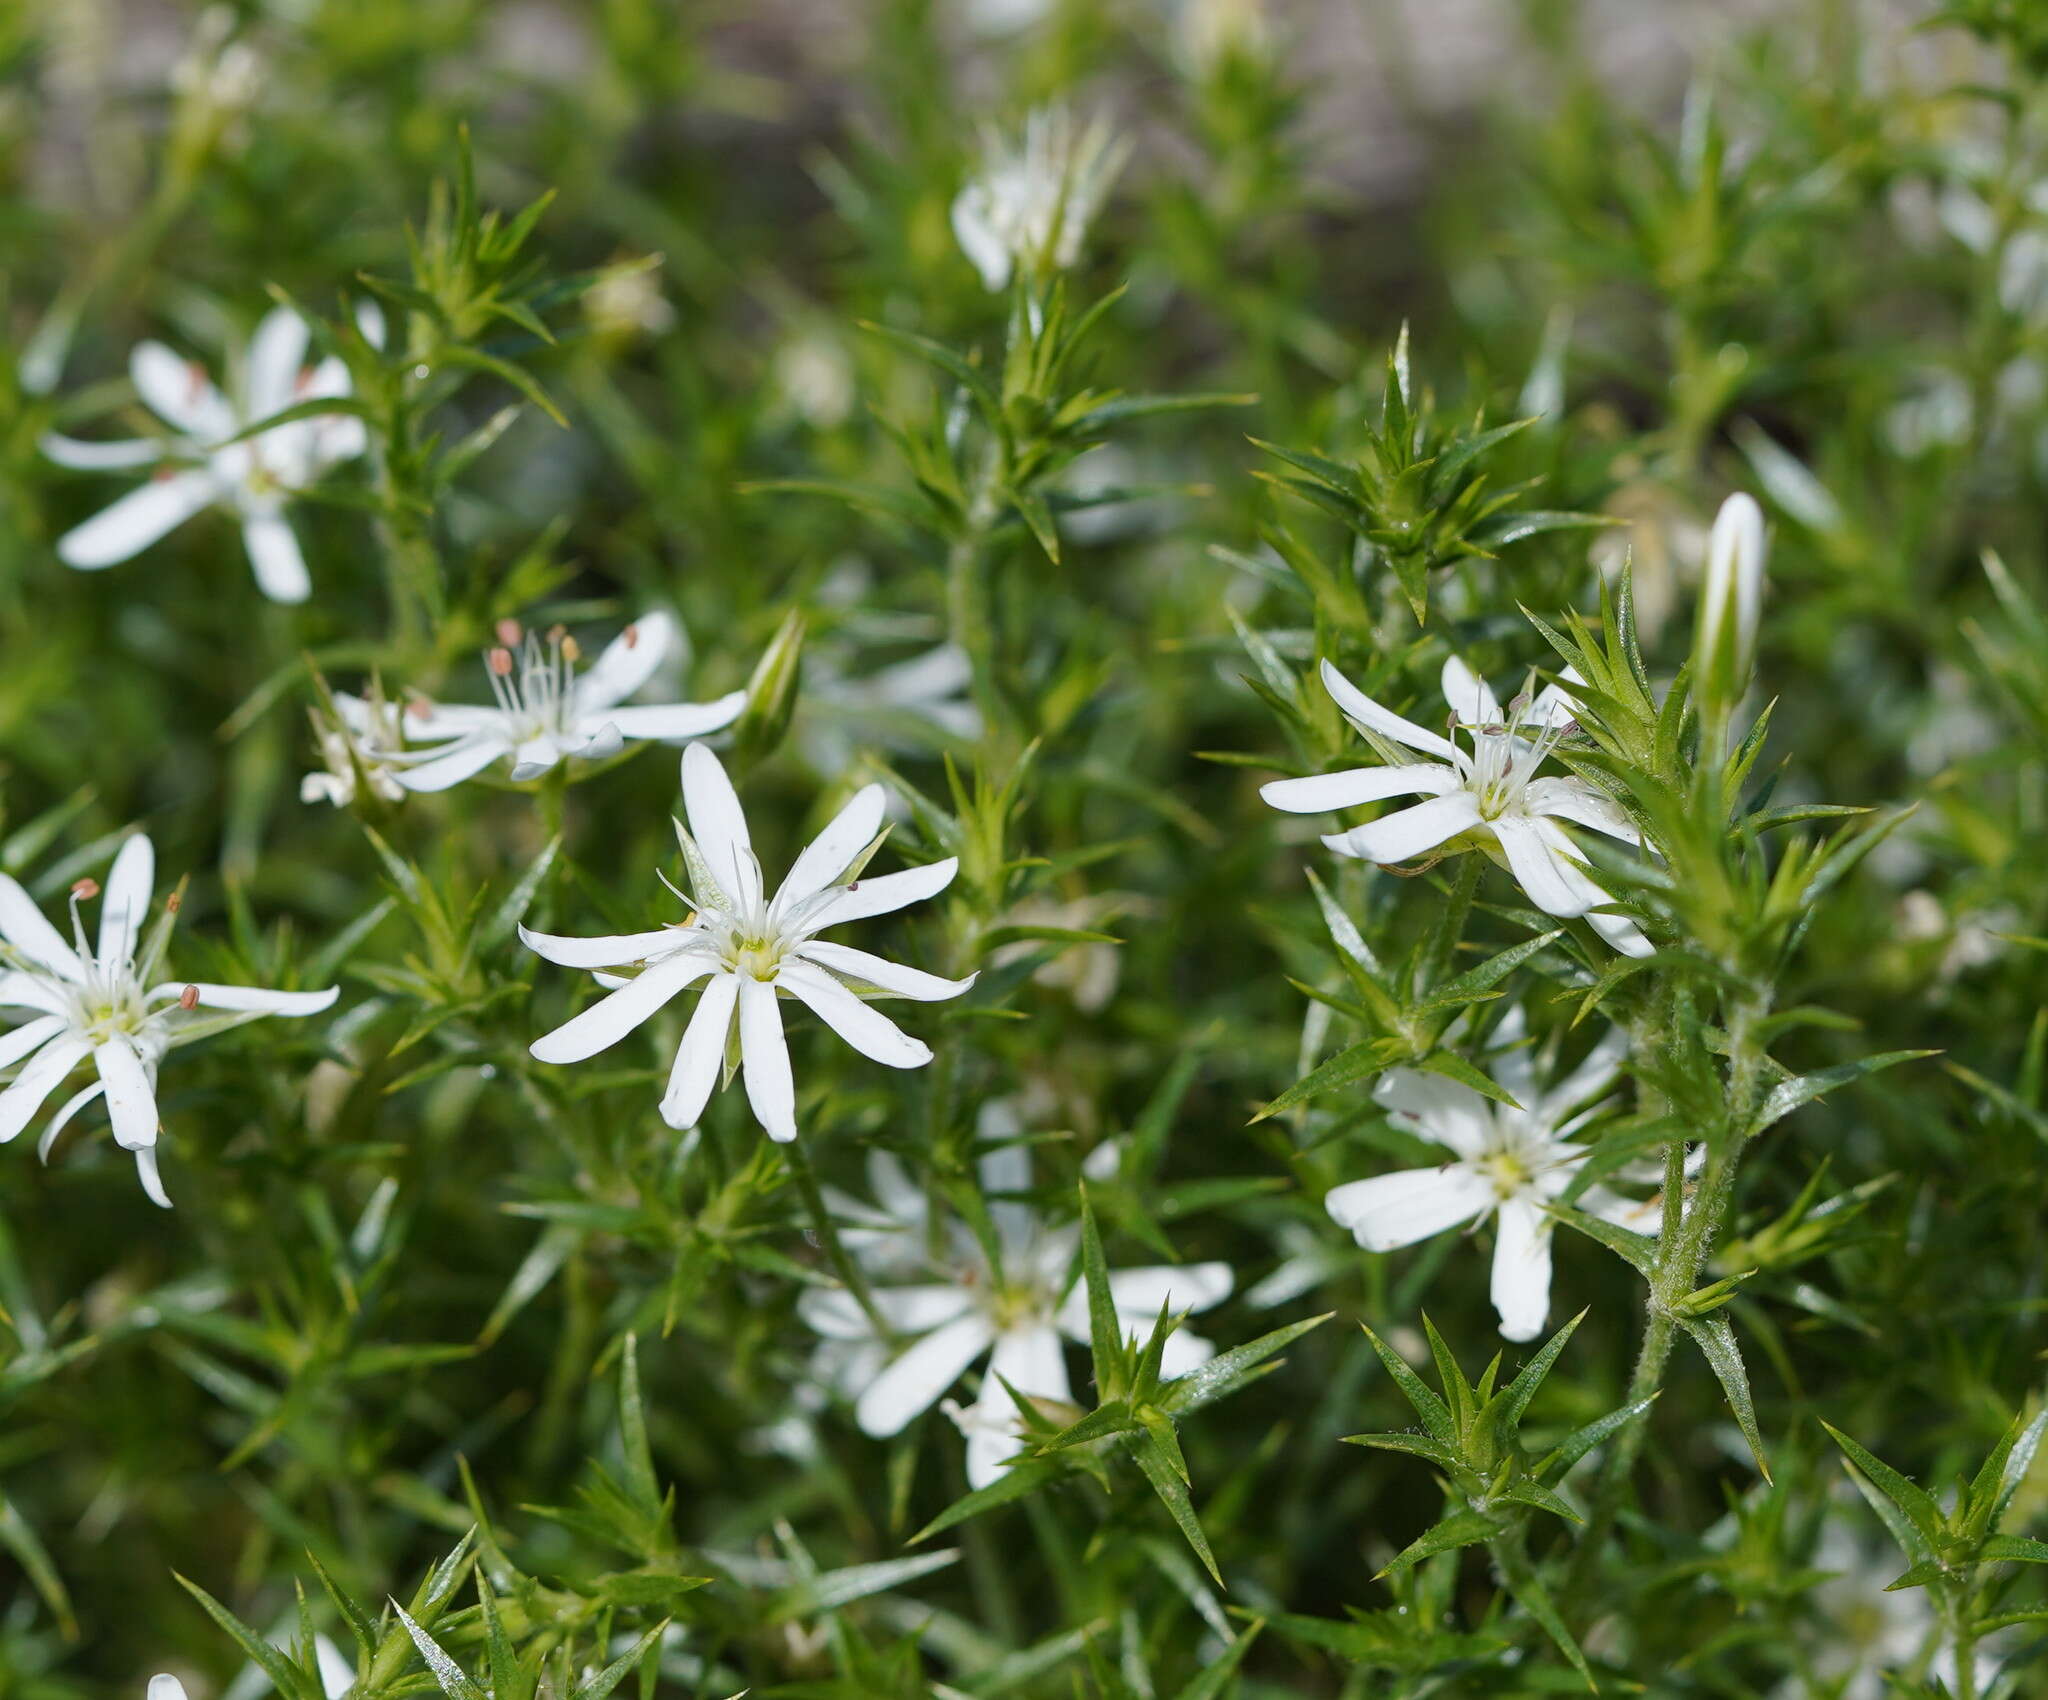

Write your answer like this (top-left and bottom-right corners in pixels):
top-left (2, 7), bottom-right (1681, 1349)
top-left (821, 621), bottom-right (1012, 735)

top-left (179, 985), bottom-right (200, 1011)
top-left (72, 879), bottom-right (100, 900)
top-left (488, 647), bottom-right (515, 677)
top-left (495, 618), bottom-right (524, 647)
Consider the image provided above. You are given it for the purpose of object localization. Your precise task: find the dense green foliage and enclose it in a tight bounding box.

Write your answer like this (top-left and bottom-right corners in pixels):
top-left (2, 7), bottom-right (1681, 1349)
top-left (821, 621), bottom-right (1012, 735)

top-left (3, 2), bottom-right (2047, 1695)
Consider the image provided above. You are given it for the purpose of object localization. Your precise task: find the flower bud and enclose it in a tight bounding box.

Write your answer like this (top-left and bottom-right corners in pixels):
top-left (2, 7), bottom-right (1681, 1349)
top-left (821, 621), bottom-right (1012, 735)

top-left (732, 609), bottom-right (806, 767)
top-left (1693, 492), bottom-right (1766, 735)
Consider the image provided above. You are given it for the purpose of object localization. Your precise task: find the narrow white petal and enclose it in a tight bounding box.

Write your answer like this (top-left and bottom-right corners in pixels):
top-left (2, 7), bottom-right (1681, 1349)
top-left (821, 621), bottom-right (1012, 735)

top-left (1539, 1026), bottom-right (1631, 1120)
top-left (242, 511), bottom-right (312, 603)
top-left (57, 472), bottom-right (215, 568)
top-left (1522, 777), bottom-right (1641, 844)
top-left (150, 1676), bottom-right (191, 1700)
top-left (599, 694), bottom-right (745, 742)
top-left (518, 924), bottom-right (697, 969)
top-left (774, 785), bottom-right (889, 917)
top-left (131, 342), bottom-right (233, 440)
top-left (0, 1036), bottom-right (90, 1143)
top-left (1098, 1261), bottom-right (1234, 1322)
top-left (855, 1313), bottom-right (994, 1436)
top-left (738, 976), bottom-right (796, 1141)
top-left (98, 834), bottom-right (155, 969)
top-left (777, 961), bottom-right (932, 1069)
top-left (1324, 1165), bottom-right (1492, 1252)
top-left (1373, 1069), bottom-right (1496, 1156)
top-left (391, 737), bottom-right (510, 793)
top-left (659, 972), bottom-right (739, 1130)
top-left (0, 1015), bottom-right (65, 1070)
top-left (797, 858), bottom-right (958, 932)
top-left (1323, 791), bottom-right (1482, 865)
top-left (681, 743), bottom-right (758, 911)
top-left (800, 1283), bottom-right (973, 1341)
top-left (1586, 905), bottom-right (1654, 958)
top-left (41, 433), bottom-right (163, 470)
top-left (37, 1080), bottom-right (105, 1162)
top-left (0, 973), bottom-right (71, 1016)
top-left (0, 875), bottom-right (87, 981)
top-left (572, 611), bottom-right (676, 711)
top-left (529, 952), bottom-right (714, 1065)
top-left (1490, 1197), bottom-right (1555, 1342)
top-left (95, 1035), bottom-right (159, 1150)
top-left (134, 1145), bottom-right (173, 1208)
top-left (1440, 655), bottom-right (1502, 725)
top-left (1261, 762), bottom-right (1460, 814)
top-left (1319, 659), bottom-right (1460, 761)
top-left (1157, 1328), bottom-right (1217, 1379)
top-left (985, 1321), bottom-right (1071, 1406)
top-left (1580, 1184), bottom-right (1664, 1237)
top-left (794, 940), bottom-right (976, 1001)
top-left (246, 307), bottom-right (311, 421)
top-left (1488, 814), bottom-right (1601, 917)
top-left (151, 982), bottom-right (339, 1016)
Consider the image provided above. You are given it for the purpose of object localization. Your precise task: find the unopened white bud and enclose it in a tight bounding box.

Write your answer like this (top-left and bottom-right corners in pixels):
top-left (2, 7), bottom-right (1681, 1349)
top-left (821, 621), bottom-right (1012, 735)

top-left (1694, 492), bottom-right (1766, 732)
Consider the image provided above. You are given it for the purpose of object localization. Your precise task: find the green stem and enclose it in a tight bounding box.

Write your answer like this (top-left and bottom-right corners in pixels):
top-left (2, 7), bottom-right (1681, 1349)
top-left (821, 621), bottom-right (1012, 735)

top-left (945, 446), bottom-right (1008, 742)
top-left (1569, 989), bottom-right (1770, 1599)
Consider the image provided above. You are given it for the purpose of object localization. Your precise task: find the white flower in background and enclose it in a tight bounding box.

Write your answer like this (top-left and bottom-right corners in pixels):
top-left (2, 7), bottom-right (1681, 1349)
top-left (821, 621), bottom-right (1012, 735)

top-left (522, 744), bottom-right (973, 1142)
top-left (799, 1142), bottom-right (1233, 1487)
top-left (1324, 1012), bottom-right (1658, 1341)
top-left (1263, 657), bottom-right (1652, 957)
top-left (356, 612), bottom-right (743, 793)
top-left (952, 108), bottom-right (1130, 292)
top-left (1173, 0), bottom-right (1270, 76)
top-left (44, 305), bottom-right (375, 602)
top-left (0, 837), bottom-right (338, 1207)
top-left (583, 260), bottom-right (677, 342)
top-left (798, 642), bottom-right (981, 778)
top-left (821, 1148), bottom-right (939, 1278)
top-left (300, 680), bottom-right (408, 808)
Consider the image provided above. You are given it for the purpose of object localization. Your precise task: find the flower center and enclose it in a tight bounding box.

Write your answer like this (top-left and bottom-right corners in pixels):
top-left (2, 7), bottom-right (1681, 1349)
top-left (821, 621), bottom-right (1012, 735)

top-left (727, 934), bottom-right (783, 981)
top-left (1480, 1147), bottom-right (1533, 1199)
top-left (485, 626), bottom-right (583, 741)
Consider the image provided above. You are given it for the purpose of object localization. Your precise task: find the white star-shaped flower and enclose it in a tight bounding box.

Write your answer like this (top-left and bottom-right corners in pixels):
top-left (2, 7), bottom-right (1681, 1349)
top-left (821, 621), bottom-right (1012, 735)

top-left (951, 107), bottom-right (1129, 292)
top-left (799, 1142), bottom-right (1233, 1487)
top-left (0, 836), bottom-right (338, 1206)
top-left (1263, 656), bottom-right (1652, 956)
top-left (44, 306), bottom-right (375, 602)
top-left (332, 611), bottom-right (742, 794)
top-left (522, 743), bottom-right (974, 1142)
top-left (1324, 1013), bottom-right (1661, 1341)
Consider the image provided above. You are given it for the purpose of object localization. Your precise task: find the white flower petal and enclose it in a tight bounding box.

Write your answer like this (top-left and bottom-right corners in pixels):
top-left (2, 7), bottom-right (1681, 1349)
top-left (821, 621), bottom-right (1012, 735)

top-left (856, 1312), bottom-right (995, 1435)
top-left (0, 1016), bottom-right (64, 1071)
top-left (57, 471), bottom-right (216, 568)
top-left (37, 1080), bottom-right (105, 1163)
top-left (1372, 1069), bottom-right (1495, 1156)
top-left (774, 785), bottom-right (889, 917)
top-left (246, 307), bottom-right (311, 422)
top-left (1261, 762), bottom-right (1460, 814)
top-left (681, 743), bottom-right (759, 912)
top-left (1487, 814), bottom-right (1601, 918)
top-left (152, 981), bottom-right (340, 1015)
top-left (98, 834), bottom-right (155, 969)
top-left (1319, 659), bottom-right (1460, 761)
top-left (94, 1035), bottom-right (159, 1150)
top-left (1156, 1328), bottom-right (1217, 1379)
top-left (518, 924), bottom-right (698, 969)
top-left (1102, 1261), bottom-right (1235, 1320)
top-left (0, 1036), bottom-right (90, 1143)
top-left (0, 973), bottom-right (71, 1016)
top-left (800, 1283), bottom-right (974, 1342)
top-left (1324, 1164), bottom-right (1492, 1252)
top-left (794, 940), bottom-right (975, 1001)
top-left (1586, 905), bottom-right (1654, 958)
top-left (951, 187), bottom-right (1013, 290)
top-left (572, 612), bottom-right (676, 711)
top-left (41, 433), bottom-right (163, 470)
top-left (777, 960), bottom-right (932, 1069)
top-left (1522, 777), bottom-right (1641, 843)
top-left (1323, 791), bottom-right (1482, 865)
top-left (738, 976), bottom-right (797, 1141)
top-left (659, 971), bottom-right (739, 1130)
top-left (391, 737), bottom-right (510, 794)
top-left (798, 858), bottom-right (959, 932)
top-left (134, 1145), bottom-right (173, 1208)
top-left (985, 1320), bottom-right (1071, 1406)
top-left (242, 510), bottom-right (312, 603)
top-left (599, 693), bottom-right (746, 741)
top-left (1490, 1196), bottom-right (1555, 1342)
top-left (150, 1676), bottom-right (192, 1700)
top-left (131, 341), bottom-right (233, 440)
top-left (0, 875), bottom-right (87, 981)
top-left (1539, 1026), bottom-right (1630, 1120)
top-left (1440, 655), bottom-right (1502, 725)
top-left (529, 952), bottom-right (715, 1065)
